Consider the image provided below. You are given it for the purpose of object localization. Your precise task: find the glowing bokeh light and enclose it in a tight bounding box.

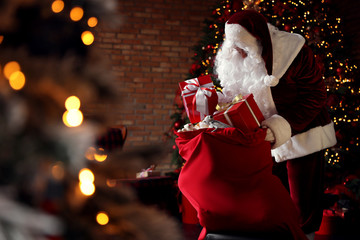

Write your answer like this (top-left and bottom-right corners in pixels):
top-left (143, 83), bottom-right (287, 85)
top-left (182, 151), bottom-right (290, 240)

top-left (0, 35), bottom-right (4, 44)
top-left (85, 146), bottom-right (96, 160)
top-left (62, 109), bottom-right (83, 127)
top-left (94, 148), bottom-right (107, 162)
top-left (9, 71), bottom-right (26, 90)
top-left (79, 181), bottom-right (95, 196)
top-left (81, 31), bottom-right (94, 45)
top-left (51, 162), bottom-right (65, 180)
top-left (79, 168), bottom-right (95, 183)
top-left (3, 61), bottom-right (20, 79)
top-left (96, 212), bottom-right (109, 225)
top-left (51, 0), bottom-right (64, 13)
top-left (106, 179), bottom-right (116, 188)
top-left (65, 95), bottom-right (81, 110)
top-left (70, 7), bottom-right (84, 22)
top-left (88, 17), bottom-right (98, 27)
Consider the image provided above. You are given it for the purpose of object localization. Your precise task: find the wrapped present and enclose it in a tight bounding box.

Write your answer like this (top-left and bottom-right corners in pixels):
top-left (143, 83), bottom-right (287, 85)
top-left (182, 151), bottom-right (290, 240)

top-left (213, 94), bottom-right (264, 133)
top-left (179, 75), bottom-right (218, 123)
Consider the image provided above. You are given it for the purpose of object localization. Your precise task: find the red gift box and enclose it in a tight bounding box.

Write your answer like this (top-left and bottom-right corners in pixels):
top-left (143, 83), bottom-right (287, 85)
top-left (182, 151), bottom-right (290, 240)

top-left (213, 94), bottom-right (264, 133)
top-left (179, 75), bottom-right (218, 123)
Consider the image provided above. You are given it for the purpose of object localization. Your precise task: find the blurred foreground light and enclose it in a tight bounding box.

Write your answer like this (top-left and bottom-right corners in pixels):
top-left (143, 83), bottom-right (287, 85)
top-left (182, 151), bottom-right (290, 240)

top-left (79, 168), bottom-right (95, 183)
top-left (70, 6), bottom-right (84, 21)
top-left (106, 179), bottom-right (116, 188)
top-left (65, 95), bottom-right (81, 110)
top-left (94, 148), bottom-right (107, 162)
top-left (0, 35), bottom-right (4, 44)
top-left (79, 181), bottom-right (95, 196)
top-left (81, 31), bottom-right (94, 45)
top-left (9, 71), bottom-right (26, 90)
top-left (79, 168), bottom-right (95, 196)
top-left (88, 17), bottom-right (98, 27)
top-left (51, 162), bottom-right (65, 180)
top-left (96, 212), bottom-right (109, 225)
top-left (63, 109), bottom-right (83, 127)
top-left (3, 61), bottom-right (20, 79)
top-left (85, 146), bottom-right (96, 160)
top-left (51, 0), bottom-right (64, 13)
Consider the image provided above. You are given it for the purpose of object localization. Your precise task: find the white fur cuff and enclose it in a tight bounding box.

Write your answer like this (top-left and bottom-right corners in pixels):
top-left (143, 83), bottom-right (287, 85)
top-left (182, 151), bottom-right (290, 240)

top-left (261, 114), bottom-right (291, 149)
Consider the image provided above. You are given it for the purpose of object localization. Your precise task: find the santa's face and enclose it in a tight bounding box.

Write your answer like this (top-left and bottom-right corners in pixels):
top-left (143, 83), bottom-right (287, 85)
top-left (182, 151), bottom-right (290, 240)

top-left (214, 37), bottom-right (268, 103)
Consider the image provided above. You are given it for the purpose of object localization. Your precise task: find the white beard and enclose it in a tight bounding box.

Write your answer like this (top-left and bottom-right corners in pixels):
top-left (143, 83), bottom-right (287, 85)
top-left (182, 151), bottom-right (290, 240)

top-left (214, 39), bottom-right (277, 118)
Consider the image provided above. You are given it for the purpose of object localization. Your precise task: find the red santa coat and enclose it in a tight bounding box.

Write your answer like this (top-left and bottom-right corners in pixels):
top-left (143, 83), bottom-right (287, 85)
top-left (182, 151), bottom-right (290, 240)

top-left (175, 128), bottom-right (308, 240)
top-left (223, 10), bottom-right (337, 162)
top-left (269, 44), bottom-right (336, 161)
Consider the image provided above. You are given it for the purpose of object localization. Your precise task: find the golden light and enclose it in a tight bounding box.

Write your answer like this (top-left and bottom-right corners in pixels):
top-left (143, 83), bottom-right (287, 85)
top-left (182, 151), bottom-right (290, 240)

top-left (65, 95), bottom-right (81, 110)
top-left (94, 148), bottom-right (107, 162)
top-left (106, 179), bottom-right (117, 188)
top-left (79, 181), bottom-right (95, 196)
top-left (79, 168), bottom-right (95, 183)
top-left (62, 109), bottom-right (83, 127)
top-left (87, 17), bottom-right (98, 27)
top-left (51, 162), bottom-right (65, 180)
top-left (51, 0), bottom-right (64, 13)
top-left (0, 35), bottom-right (4, 44)
top-left (3, 61), bottom-right (20, 79)
top-left (85, 146), bottom-right (96, 160)
top-left (81, 31), bottom-right (94, 46)
top-left (96, 212), bottom-right (109, 225)
top-left (70, 6), bottom-right (84, 22)
top-left (9, 71), bottom-right (26, 90)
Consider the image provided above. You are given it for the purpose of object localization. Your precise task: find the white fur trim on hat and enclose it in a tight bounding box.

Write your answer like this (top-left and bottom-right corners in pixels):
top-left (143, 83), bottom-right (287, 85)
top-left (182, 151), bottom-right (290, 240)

top-left (264, 75), bottom-right (279, 87)
top-left (261, 114), bottom-right (291, 149)
top-left (271, 121), bottom-right (337, 162)
top-left (267, 23), bottom-right (305, 80)
top-left (225, 23), bottom-right (258, 54)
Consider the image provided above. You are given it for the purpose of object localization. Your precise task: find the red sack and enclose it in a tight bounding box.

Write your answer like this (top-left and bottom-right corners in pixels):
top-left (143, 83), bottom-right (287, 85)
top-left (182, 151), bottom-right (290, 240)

top-left (175, 128), bottom-right (307, 240)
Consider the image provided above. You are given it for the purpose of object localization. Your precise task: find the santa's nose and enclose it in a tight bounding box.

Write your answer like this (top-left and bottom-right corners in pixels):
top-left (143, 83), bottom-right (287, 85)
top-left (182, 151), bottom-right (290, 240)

top-left (234, 46), bottom-right (248, 58)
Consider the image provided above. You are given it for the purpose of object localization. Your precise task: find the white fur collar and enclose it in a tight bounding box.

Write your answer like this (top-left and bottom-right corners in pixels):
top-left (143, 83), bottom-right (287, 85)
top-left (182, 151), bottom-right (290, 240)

top-left (268, 24), bottom-right (305, 79)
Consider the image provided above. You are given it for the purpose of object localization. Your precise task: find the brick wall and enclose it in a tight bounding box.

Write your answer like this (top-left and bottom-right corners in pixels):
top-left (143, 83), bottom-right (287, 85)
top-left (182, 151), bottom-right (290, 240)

top-left (91, 0), bottom-right (218, 148)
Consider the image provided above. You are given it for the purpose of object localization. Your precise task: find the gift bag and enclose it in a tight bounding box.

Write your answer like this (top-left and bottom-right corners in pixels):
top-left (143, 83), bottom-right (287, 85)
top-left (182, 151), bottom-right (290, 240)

top-left (175, 128), bottom-right (307, 240)
top-left (179, 75), bottom-right (218, 123)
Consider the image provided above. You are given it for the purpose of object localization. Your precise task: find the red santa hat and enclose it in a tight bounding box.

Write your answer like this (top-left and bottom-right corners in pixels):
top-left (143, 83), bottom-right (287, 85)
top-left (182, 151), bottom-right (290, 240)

top-left (225, 10), bottom-right (278, 87)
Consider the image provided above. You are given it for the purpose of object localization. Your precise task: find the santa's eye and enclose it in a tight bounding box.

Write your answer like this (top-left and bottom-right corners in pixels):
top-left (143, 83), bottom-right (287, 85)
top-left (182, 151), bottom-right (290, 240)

top-left (234, 46), bottom-right (248, 58)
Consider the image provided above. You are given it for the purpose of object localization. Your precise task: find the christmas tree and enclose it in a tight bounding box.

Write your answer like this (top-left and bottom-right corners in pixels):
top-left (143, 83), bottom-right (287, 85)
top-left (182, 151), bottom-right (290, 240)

top-left (168, 0), bottom-right (360, 224)
top-left (0, 0), bottom-right (183, 239)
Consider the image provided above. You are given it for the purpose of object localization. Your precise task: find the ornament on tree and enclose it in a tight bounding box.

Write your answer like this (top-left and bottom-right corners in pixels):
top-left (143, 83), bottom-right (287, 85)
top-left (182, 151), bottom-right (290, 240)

top-left (336, 67), bottom-right (343, 76)
top-left (174, 119), bottom-right (184, 130)
top-left (284, 24), bottom-right (291, 32)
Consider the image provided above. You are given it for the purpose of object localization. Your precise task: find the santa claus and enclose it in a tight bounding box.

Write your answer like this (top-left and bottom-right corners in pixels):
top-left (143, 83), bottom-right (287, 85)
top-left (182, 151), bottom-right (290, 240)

top-left (214, 10), bottom-right (337, 240)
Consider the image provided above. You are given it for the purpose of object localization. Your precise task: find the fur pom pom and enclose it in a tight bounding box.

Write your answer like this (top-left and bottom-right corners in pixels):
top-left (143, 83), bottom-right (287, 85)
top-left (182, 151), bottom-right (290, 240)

top-left (264, 75), bottom-right (279, 87)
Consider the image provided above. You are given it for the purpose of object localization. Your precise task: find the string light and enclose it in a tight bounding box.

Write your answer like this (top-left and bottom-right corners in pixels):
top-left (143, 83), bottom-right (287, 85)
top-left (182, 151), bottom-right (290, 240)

top-left (70, 6), bottom-right (84, 22)
top-left (51, 162), bottom-right (65, 180)
top-left (96, 212), bottom-right (109, 225)
top-left (94, 148), bottom-right (108, 162)
top-left (78, 168), bottom-right (95, 196)
top-left (87, 17), bottom-right (98, 28)
top-left (9, 71), bottom-right (26, 90)
top-left (3, 61), bottom-right (20, 79)
top-left (63, 96), bottom-right (83, 127)
top-left (51, 0), bottom-right (64, 13)
top-left (81, 31), bottom-right (94, 45)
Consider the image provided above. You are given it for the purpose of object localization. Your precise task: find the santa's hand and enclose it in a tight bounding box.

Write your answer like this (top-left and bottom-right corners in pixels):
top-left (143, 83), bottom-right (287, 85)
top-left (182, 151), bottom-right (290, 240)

top-left (263, 127), bottom-right (275, 143)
